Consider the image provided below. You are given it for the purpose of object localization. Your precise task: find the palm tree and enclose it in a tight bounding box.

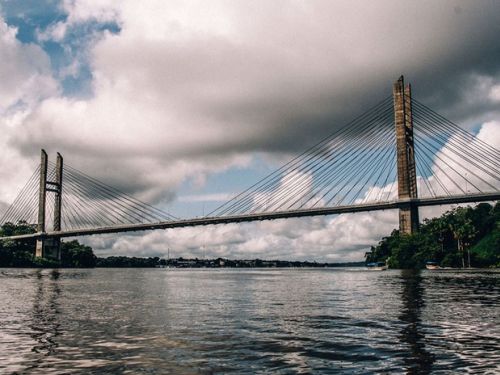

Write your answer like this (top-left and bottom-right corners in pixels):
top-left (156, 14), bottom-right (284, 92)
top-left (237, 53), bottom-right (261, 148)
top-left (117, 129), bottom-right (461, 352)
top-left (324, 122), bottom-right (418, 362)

top-left (448, 208), bottom-right (477, 268)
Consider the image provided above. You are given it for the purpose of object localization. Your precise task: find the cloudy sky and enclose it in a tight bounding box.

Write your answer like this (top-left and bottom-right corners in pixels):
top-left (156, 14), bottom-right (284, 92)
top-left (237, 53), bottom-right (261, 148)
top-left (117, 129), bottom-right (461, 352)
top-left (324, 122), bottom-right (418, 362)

top-left (1, 0), bottom-right (499, 261)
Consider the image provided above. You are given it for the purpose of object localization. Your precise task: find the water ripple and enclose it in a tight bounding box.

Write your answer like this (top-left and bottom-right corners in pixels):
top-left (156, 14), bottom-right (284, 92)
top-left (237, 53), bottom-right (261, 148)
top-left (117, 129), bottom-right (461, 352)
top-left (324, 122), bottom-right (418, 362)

top-left (0, 268), bottom-right (498, 374)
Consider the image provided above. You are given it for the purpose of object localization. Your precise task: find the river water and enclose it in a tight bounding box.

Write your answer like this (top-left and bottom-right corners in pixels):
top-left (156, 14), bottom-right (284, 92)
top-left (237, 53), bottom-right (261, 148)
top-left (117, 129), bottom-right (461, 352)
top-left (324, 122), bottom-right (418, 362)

top-left (0, 268), bottom-right (498, 374)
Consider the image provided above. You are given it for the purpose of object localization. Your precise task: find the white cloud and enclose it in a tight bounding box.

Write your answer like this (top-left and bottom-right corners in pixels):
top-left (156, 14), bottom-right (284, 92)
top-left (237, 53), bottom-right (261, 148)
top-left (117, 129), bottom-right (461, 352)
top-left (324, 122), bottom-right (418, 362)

top-left (83, 207), bottom-right (399, 262)
top-left (490, 85), bottom-right (500, 102)
top-left (0, 16), bottom-right (59, 204)
top-left (252, 170), bottom-right (314, 212)
top-left (0, 19), bottom-right (58, 113)
top-left (426, 120), bottom-right (500, 196)
top-left (478, 121), bottom-right (500, 148)
top-left (36, 21), bottom-right (68, 43)
top-left (62, 0), bottom-right (120, 24)
top-left (178, 193), bottom-right (236, 203)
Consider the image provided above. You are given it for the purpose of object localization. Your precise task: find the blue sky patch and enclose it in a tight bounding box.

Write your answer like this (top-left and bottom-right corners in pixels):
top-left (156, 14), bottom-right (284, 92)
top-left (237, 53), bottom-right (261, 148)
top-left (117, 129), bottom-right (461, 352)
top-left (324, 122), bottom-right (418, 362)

top-left (1, 0), bottom-right (120, 98)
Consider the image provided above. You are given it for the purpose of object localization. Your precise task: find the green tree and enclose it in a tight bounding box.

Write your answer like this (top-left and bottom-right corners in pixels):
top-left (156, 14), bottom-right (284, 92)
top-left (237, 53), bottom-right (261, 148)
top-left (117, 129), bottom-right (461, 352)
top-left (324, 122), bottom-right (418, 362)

top-left (0, 221), bottom-right (36, 267)
top-left (369, 203), bottom-right (498, 269)
top-left (61, 240), bottom-right (97, 267)
top-left (0, 222), bottom-right (97, 268)
top-left (446, 208), bottom-right (477, 268)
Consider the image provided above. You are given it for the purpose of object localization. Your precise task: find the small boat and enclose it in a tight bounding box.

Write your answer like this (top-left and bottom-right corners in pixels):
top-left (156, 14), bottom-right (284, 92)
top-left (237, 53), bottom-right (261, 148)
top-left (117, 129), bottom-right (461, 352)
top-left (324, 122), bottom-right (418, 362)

top-left (366, 262), bottom-right (388, 271)
top-left (425, 261), bottom-right (441, 270)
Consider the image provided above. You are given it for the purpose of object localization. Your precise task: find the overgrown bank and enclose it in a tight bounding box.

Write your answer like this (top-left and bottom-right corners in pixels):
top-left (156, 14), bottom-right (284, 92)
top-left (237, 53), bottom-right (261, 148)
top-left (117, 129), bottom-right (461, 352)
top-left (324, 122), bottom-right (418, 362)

top-left (366, 202), bottom-right (500, 269)
top-left (0, 220), bottom-right (95, 267)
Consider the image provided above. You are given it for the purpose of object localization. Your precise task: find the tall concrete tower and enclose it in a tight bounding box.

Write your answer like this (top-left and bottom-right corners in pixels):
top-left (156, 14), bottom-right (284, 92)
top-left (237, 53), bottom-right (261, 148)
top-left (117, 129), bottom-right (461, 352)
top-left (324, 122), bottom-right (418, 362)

top-left (35, 150), bottom-right (63, 259)
top-left (393, 76), bottom-right (419, 234)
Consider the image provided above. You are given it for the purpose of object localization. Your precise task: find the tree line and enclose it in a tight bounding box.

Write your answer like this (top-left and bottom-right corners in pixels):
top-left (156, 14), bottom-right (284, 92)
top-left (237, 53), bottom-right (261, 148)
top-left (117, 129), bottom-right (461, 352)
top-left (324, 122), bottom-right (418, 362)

top-left (0, 221), bottom-right (97, 267)
top-left (366, 202), bottom-right (500, 269)
top-left (0, 222), bottom-right (166, 268)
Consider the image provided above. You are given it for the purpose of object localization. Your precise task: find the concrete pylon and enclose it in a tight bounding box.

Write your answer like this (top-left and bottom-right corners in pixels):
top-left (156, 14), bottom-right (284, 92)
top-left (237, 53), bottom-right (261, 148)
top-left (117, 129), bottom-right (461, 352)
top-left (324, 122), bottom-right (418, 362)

top-left (393, 76), bottom-right (419, 234)
top-left (35, 150), bottom-right (48, 257)
top-left (53, 153), bottom-right (63, 232)
top-left (35, 150), bottom-right (63, 260)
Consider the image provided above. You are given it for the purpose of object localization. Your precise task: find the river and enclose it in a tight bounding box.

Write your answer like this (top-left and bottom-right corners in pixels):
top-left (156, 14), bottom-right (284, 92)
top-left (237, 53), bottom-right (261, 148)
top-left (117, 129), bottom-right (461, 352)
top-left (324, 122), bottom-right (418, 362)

top-left (0, 268), bottom-right (498, 374)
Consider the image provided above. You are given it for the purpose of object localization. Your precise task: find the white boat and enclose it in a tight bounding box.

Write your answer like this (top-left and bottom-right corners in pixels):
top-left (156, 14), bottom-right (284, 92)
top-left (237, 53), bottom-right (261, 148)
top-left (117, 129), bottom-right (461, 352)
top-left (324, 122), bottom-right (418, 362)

top-left (425, 261), bottom-right (441, 270)
top-left (366, 262), bottom-right (388, 271)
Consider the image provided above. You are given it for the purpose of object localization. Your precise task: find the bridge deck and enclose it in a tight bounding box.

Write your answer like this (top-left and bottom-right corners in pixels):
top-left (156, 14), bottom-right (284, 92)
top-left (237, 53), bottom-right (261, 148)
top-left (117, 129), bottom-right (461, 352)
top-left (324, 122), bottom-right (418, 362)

top-left (2, 192), bottom-right (499, 241)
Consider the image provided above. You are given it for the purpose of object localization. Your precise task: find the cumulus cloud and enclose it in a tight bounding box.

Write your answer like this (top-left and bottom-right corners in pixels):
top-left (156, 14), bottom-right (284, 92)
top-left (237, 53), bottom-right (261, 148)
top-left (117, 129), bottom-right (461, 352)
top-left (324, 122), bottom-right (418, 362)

top-left (426, 121), bottom-right (500, 195)
top-left (85, 211), bottom-right (398, 262)
top-left (0, 19), bottom-right (58, 113)
top-left (252, 170), bottom-right (314, 212)
top-left (178, 193), bottom-right (235, 203)
top-left (0, 16), bottom-right (59, 203)
top-left (490, 85), bottom-right (500, 103)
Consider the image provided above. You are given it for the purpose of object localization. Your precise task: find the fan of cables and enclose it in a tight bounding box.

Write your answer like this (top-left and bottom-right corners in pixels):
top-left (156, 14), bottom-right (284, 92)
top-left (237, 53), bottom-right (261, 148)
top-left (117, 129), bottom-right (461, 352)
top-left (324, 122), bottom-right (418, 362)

top-left (209, 97), bottom-right (500, 217)
top-left (0, 163), bottom-right (176, 231)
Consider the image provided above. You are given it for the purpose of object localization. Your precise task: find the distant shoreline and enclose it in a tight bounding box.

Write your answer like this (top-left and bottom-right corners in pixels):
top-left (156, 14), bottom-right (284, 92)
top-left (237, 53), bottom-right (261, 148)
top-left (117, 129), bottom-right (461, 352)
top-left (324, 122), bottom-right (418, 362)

top-left (0, 258), bottom-right (367, 269)
top-left (2, 263), bottom-right (498, 269)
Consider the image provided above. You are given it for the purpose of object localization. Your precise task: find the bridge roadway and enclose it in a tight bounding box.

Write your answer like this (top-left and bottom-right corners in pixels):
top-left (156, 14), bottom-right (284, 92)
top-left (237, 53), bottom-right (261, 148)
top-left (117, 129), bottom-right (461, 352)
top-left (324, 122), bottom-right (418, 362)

top-left (2, 192), bottom-right (499, 241)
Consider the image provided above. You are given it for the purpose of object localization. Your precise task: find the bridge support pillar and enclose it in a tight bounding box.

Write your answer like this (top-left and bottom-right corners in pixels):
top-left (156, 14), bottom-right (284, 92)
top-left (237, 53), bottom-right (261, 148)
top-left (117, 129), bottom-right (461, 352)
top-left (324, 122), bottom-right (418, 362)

top-left (393, 76), bottom-right (419, 234)
top-left (53, 153), bottom-right (63, 234)
top-left (35, 150), bottom-right (48, 258)
top-left (35, 150), bottom-right (63, 260)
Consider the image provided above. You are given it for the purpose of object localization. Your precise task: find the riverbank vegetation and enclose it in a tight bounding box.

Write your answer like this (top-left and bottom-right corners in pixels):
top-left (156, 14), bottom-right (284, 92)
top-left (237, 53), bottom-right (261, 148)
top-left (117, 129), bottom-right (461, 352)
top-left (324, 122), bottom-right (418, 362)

top-left (366, 203), bottom-right (500, 269)
top-left (0, 221), bottom-right (97, 267)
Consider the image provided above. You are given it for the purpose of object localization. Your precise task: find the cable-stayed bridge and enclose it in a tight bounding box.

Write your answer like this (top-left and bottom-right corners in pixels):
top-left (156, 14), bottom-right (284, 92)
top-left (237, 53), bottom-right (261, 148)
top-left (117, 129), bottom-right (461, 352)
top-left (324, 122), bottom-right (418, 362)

top-left (1, 77), bottom-right (499, 259)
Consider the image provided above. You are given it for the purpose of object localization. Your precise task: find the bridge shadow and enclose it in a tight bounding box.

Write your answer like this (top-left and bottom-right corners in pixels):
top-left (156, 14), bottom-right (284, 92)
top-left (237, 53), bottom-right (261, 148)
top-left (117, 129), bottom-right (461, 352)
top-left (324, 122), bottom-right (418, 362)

top-left (398, 269), bottom-right (435, 374)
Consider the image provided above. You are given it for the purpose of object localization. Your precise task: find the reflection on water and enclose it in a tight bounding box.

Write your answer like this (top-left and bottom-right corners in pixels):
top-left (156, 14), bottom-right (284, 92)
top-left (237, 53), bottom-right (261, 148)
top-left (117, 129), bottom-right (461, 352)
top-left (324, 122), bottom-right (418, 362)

top-left (0, 268), bottom-right (499, 374)
top-left (30, 270), bottom-right (61, 357)
top-left (398, 270), bottom-right (434, 373)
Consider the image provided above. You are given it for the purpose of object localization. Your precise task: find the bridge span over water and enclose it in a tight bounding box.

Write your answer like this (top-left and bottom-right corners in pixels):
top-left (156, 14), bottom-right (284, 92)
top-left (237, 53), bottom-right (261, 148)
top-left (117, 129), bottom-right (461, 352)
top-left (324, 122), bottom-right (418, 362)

top-left (1, 76), bottom-right (499, 259)
top-left (5, 193), bottom-right (500, 242)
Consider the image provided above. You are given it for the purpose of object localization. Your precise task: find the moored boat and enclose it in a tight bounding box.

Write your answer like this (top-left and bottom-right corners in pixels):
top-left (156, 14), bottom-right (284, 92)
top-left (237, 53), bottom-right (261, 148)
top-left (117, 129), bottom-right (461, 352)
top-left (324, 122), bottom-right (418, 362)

top-left (366, 262), bottom-right (388, 271)
top-left (425, 261), bottom-right (441, 270)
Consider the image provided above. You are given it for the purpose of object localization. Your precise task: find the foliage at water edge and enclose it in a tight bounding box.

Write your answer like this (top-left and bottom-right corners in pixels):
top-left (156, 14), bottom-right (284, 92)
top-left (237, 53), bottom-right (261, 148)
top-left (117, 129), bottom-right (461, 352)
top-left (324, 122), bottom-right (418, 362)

top-left (0, 222), bottom-right (96, 267)
top-left (365, 202), bottom-right (500, 269)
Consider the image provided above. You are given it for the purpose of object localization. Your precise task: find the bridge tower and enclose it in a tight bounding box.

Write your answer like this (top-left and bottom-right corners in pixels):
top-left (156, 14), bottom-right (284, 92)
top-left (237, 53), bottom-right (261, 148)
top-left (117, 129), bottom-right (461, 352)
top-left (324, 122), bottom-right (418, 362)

top-left (35, 150), bottom-right (63, 259)
top-left (393, 76), bottom-right (419, 234)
